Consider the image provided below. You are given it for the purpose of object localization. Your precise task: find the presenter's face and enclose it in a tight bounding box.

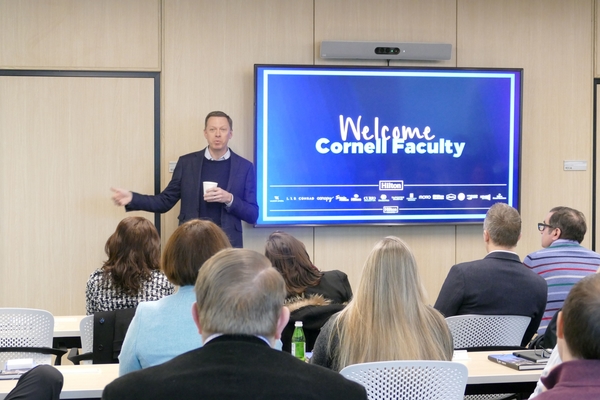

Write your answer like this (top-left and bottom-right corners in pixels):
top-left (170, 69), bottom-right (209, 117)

top-left (204, 116), bottom-right (232, 155)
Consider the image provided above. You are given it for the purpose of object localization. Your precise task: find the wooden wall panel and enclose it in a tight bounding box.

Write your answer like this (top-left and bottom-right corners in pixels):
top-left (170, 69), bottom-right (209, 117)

top-left (161, 0), bottom-right (314, 245)
top-left (457, 0), bottom-right (594, 259)
top-left (315, 0), bottom-right (457, 67)
top-left (0, 0), bottom-right (160, 70)
top-left (0, 76), bottom-right (155, 314)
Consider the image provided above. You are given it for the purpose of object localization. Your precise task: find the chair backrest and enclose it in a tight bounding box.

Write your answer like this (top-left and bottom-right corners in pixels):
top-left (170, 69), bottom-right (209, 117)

top-left (445, 314), bottom-right (531, 349)
top-left (79, 315), bottom-right (94, 364)
top-left (340, 360), bottom-right (468, 400)
top-left (0, 308), bottom-right (54, 366)
top-left (92, 307), bottom-right (136, 364)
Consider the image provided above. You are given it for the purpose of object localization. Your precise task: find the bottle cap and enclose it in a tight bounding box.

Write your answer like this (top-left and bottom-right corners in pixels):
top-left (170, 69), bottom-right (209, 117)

top-left (295, 321), bottom-right (303, 327)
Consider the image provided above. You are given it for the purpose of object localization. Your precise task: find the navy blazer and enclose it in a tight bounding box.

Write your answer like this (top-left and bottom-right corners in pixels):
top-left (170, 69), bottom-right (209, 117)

top-left (433, 251), bottom-right (547, 346)
top-left (126, 148), bottom-right (258, 248)
top-left (102, 335), bottom-right (368, 400)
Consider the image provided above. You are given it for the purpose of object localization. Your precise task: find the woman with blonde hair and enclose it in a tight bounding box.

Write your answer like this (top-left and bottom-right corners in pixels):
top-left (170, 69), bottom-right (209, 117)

top-left (311, 236), bottom-right (453, 371)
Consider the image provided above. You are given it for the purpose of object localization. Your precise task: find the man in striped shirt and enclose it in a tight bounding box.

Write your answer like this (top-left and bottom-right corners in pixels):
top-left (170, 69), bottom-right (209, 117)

top-left (524, 206), bottom-right (600, 335)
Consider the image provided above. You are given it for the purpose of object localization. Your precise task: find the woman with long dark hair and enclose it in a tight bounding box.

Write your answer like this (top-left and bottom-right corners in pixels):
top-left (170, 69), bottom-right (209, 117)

top-left (264, 231), bottom-right (352, 304)
top-left (85, 217), bottom-right (173, 315)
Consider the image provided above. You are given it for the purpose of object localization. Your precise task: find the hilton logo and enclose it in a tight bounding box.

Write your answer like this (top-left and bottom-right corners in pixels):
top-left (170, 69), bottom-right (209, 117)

top-left (379, 180), bottom-right (404, 191)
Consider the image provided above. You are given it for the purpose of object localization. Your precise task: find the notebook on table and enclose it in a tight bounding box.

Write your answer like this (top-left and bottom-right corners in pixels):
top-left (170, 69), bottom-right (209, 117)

top-left (487, 354), bottom-right (546, 371)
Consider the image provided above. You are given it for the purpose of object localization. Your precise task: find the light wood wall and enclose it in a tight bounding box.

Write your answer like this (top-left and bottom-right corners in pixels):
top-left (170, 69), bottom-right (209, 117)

top-left (0, 0), bottom-right (598, 314)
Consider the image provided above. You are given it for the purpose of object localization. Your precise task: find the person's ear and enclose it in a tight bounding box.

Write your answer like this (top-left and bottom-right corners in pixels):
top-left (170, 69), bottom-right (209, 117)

top-left (274, 306), bottom-right (290, 340)
top-left (551, 227), bottom-right (561, 241)
top-left (483, 230), bottom-right (489, 243)
top-left (191, 302), bottom-right (203, 335)
top-left (557, 310), bottom-right (564, 339)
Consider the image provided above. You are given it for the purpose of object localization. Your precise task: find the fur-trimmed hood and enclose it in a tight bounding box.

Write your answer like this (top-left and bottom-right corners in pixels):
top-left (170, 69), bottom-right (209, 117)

top-left (285, 294), bottom-right (332, 313)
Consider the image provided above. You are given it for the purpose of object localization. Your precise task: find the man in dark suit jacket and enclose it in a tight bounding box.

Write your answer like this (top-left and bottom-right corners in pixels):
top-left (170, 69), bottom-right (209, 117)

top-left (434, 203), bottom-right (547, 346)
top-left (102, 248), bottom-right (367, 400)
top-left (111, 111), bottom-right (258, 248)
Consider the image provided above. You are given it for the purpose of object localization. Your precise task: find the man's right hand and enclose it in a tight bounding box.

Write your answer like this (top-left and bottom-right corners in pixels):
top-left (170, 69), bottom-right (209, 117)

top-left (111, 187), bottom-right (133, 206)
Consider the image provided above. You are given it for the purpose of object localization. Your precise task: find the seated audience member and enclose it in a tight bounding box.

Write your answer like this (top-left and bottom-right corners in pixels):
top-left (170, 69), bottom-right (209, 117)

top-left (85, 217), bottom-right (174, 315)
top-left (265, 231), bottom-right (353, 304)
top-left (5, 365), bottom-right (63, 400)
top-left (434, 203), bottom-right (547, 346)
top-left (118, 219), bottom-right (231, 375)
top-left (102, 249), bottom-right (368, 400)
top-left (529, 267), bottom-right (600, 398)
top-left (311, 236), bottom-right (453, 372)
top-left (534, 273), bottom-right (600, 399)
top-left (265, 231), bottom-right (353, 352)
top-left (524, 206), bottom-right (600, 336)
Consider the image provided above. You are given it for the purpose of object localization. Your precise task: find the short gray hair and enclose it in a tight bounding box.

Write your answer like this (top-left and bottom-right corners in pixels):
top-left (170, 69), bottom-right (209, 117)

top-left (483, 203), bottom-right (521, 247)
top-left (195, 248), bottom-right (285, 337)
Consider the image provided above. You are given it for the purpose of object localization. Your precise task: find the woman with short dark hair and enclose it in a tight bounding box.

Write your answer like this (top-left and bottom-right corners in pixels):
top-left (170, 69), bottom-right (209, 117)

top-left (119, 219), bottom-right (231, 375)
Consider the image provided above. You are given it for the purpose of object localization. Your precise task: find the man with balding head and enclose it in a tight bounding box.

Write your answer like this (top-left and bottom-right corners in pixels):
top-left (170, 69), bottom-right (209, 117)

top-left (524, 206), bottom-right (600, 335)
top-left (434, 203), bottom-right (547, 346)
top-left (102, 248), bottom-right (367, 400)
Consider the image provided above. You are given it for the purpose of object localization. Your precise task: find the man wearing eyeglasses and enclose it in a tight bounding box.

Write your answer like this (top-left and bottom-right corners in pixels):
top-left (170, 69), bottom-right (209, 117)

top-left (111, 111), bottom-right (258, 248)
top-left (434, 203), bottom-right (547, 346)
top-left (524, 206), bottom-right (600, 335)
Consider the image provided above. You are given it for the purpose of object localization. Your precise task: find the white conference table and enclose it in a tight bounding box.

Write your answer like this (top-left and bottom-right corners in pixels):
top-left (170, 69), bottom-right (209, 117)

top-left (0, 364), bottom-right (119, 400)
top-left (54, 315), bottom-right (86, 338)
top-left (456, 350), bottom-right (542, 396)
top-left (0, 351), bottom-right (541, 399)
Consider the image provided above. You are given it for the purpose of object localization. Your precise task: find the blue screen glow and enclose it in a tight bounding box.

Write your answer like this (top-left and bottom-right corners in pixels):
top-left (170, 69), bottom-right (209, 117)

top-left (254, 65), bottom-right (522, 226)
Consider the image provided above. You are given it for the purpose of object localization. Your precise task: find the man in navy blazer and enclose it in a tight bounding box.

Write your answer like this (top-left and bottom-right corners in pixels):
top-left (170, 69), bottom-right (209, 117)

top-left (434, 203), bottom-right (547, 346)
top-left (112, 111), bottom-right (258, 248)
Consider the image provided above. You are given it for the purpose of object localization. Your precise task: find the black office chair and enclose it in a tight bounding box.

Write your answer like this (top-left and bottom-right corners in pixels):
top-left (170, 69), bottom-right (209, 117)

top-left (68, 307), bottom-right (136, 364)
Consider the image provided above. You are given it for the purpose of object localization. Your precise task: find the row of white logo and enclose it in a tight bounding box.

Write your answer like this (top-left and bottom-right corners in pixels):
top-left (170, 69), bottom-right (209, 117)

top-left (270, 193), bottom-right (508, 203)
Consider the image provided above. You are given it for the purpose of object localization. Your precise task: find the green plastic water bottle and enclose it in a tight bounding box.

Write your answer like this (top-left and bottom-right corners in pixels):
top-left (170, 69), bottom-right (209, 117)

top-left (291, 321), bottom-right (306, 361)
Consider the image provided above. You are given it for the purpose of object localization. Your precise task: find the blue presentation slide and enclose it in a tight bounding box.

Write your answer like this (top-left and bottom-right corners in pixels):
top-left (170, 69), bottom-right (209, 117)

top-left (255, 66), bottom-right (521, 226)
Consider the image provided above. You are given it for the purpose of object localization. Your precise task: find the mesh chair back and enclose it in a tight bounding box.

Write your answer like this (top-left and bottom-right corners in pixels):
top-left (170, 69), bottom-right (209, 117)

top-left (0, 308), bottom-right (54, 366)
top-left (340, 360), bottom-right (468, 400)
top-left (79, 315), bottom-right (94, 365)
top-left (446, 314), bottom-right (531, 349)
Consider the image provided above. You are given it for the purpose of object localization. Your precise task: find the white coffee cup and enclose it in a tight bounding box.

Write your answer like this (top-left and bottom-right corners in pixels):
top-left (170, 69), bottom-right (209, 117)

top-left (203, 181), bottom-right (218, 194)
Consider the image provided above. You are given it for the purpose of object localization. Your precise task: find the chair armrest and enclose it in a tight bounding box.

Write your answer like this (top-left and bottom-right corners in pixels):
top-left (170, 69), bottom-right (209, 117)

top-left (0, 347), bottom-right (68, 365)
top-left (67, 347), bottom-right (93, 365)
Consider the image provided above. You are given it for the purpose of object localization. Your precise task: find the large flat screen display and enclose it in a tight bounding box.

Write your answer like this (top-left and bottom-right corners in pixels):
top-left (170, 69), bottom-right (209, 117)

top-left (254, 65), bottom-right (522, 226)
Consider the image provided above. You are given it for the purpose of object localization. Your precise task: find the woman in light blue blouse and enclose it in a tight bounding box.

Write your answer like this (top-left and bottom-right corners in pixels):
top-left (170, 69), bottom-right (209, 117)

top-left (118, 219), bottom-right (231, 375)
